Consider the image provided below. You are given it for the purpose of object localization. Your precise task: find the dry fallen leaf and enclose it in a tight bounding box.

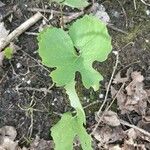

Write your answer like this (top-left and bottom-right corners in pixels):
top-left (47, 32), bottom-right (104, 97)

top-left (94, 125), bottom-right (124, 148)
top-left (0, 126), bottom-right (17, 140)
top-left (0, 126), bottom-right (53, 150)
top-left (102, 111), bottom-right (120, 127)
top-left (111, 71), bottom-right (148, 115)
top-left (113, 68), bottom-right (132, 84)
top-left (105, 144), bottom-right (122, 150)
top-left (125, 128), bottom-right (137, 140)
top-left (29, 135), bottom-right (54, 150)
top-left (94, 125), bottom-right (112, 145)
top-left (0, 126), bottom-right (18, 150)
top-left (92, 3), bottom-right (110, 24)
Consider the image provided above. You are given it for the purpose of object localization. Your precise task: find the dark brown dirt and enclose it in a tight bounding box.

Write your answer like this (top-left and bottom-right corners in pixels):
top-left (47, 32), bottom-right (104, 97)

top-left (0, 0), bottom-right (150, 148)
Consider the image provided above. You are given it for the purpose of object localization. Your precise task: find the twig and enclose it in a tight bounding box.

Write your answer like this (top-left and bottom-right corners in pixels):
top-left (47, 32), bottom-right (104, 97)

top-left (105, 83), bottom-right (125, 112)
top-left (107, 24), bottom-right (128, 34)
top-left (83, 100), bottom-right (100, 110)
top-left (15, 86), bottom-right (54, 94)
top-left (120, 119), bottom-right (150, 137)
top-left (25, 32), bottom-right (38, 36)
top-left (27, 7), bottom-right (74, 16)
top-left (140, 0), bottom-right (150, 6)
top-left (91, 51), bottom-right (119, 135)
top-left (133, 0), bottom-right (137, 10)
top-left (62, 11), bottom-right (84, 24)
top-left (91, 84), bottom-right (124, 135)
top-left (0, 12), bottom-right (43, 51)
top-left (97, 51), bottom-right (119, 116)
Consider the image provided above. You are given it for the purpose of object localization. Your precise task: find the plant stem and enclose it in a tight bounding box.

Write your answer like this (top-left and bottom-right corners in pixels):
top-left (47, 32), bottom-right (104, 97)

top-left (65, 81), bottom-right (85, 123)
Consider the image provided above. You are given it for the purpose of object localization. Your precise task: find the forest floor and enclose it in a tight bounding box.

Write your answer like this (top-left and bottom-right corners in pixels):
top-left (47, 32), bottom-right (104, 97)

top-left (0, 0), bottom-right (150, 149)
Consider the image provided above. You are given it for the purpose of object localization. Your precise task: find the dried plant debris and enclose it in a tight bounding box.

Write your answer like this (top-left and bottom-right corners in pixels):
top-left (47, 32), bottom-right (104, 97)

top-left (93, 69), bottom-right (150, 149)
top-left (0, 126), bottom-right (53, 150)
top-left (93, 122), bottom-right (149, 150)
top-left (111, 71), bottom-right (149, 115)
top-left (102, 111), bottom-right (120, 127)
top-left (113, 68), bottom-right (132, 84)
top-left (0, 126), bottom-right (18, 150)
top-left (93, 125), bottom-right (124, 148)
top-left (91, 3), bottom-right (110, 24)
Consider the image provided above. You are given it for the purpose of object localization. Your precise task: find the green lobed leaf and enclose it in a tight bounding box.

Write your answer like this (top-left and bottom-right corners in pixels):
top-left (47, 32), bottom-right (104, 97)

top-left (51, 0), bottom-right (89, 8)
top-left (38, 15), bottom-right (112, 91)
top-left (51, 112), bottom-right (92, 150)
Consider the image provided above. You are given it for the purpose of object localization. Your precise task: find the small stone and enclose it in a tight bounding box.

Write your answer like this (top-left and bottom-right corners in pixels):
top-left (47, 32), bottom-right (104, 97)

top-left (99, 94), bottom-right (104, 99)
top-left (145, 39), bottom-right (149, 43)
top-left (16, 63), bottom-right (21, 68)
top-left (146, 10), bottom-right (150, 15)
top-left (27, 80), bottom-right (31, 84)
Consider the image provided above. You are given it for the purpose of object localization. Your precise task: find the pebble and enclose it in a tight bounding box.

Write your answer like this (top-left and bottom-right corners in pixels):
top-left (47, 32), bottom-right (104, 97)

top-left (16, 63), bottom-right (21, 68)
top-left (146, 10), bottom-right (150, 16)
top-left (99, 93), bottom-right (104, 99)
top-left (27, 80), bottom-right (31, 84)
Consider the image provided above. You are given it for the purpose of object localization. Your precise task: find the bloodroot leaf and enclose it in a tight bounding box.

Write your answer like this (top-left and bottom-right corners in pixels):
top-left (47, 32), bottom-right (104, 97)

top-left (51, 112), bottom-right (92, 150)
top-left (38, 15), bottom-right (112, 91)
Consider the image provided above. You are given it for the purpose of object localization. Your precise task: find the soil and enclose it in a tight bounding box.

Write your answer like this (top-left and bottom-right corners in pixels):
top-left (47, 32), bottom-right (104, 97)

top-left (0, 0), bottom-right (150, 149)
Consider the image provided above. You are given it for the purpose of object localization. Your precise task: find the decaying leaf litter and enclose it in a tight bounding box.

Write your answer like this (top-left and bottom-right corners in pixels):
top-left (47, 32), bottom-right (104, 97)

top-left (0, 0), bottom-right (150, 149)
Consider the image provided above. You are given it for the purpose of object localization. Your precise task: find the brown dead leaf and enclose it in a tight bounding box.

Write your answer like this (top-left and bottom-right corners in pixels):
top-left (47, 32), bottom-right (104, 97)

top-left (29, 135), bottom-right (54, 150)
top-left (113, 68), bottom-right (132, 84)
top-left (123, 139), bottom-right (146, 150)
top-left (103, 111), bottom-right (120, 126)
top-left (112, 71), bottom-right (148, 115)
top-left (0, 126), bottom-right (17, 141)
top-left (0, 126), bottom-right (18, 150)
top-left (111, 86), bottom-right (127, 114)
top-left (126, 128), bottom-right (137, 140)
top-left (126, 72), bottom-right (145, 96)
top-left (105, 144), bottom-right (122, 150)
top-left (94, 125), bottom-right (124, 147)
top-left (94, 125), bottom-right (112, 145)
top-left (0, 137), bottom-right (18, 150)
top-left (137, 120), bottom-right (150, 142)
top-left (0, 126), bottom-right (53, 150)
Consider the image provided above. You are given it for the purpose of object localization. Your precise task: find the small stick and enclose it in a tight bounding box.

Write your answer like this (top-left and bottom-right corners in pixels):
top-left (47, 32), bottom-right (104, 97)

top-left (0, 12), bottom-right (43, 51)
top-left (91, 51), bottom-right (119, 135)
top-left (133, 0), bottom-right (137, 10)
top-left (120, 119), bottom-right (150, 137)
top-left (107, 24), bottom-right (128, 34)
top-left (97, 51), bottom-right (119, 116)
top-left (140, 0), bottom-right (150, 6)
top-left (15, 86), bottom-right (53, 94)
top-left (27, 7), bottom-right (74, 16)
